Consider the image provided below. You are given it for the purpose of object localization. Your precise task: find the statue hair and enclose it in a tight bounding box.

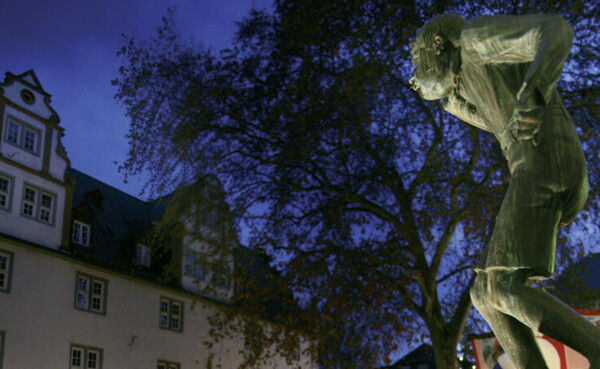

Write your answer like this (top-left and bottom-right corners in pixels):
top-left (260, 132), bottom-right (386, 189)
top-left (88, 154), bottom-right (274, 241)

top-left (412, 13), bottom-right (465, 51)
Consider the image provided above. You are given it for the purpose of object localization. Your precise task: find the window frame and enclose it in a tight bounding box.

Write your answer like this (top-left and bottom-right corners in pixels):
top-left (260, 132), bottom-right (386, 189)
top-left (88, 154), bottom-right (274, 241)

top-left (74, 272), bottom-right (108, 315)
top-left (158, 297), bottom-right (184, 333)
top-left (0, 173), bottom-right (14, 212)
top-left (136, 244), bottom-right (150, 267)
top-left (214, 264), bottom-right (231, 290)
top-left (0, 331), bottom-right (5, 369)
top-left (20, 183), bottom-right (56, 225)
top-left (0, 249), bottom-right (14, 294)
top-left (3, 116), bottom-right (41, 155)
top-left (72, 220), bottom-right (91, 247)
top-left (284, 337), bottom-right (301, 363)
top-left (70, 343), bottom-right (103, 369)
top-left (157, 360), bottom-right (180, 369)
top-left (183, 249), bottom-right (205, 281)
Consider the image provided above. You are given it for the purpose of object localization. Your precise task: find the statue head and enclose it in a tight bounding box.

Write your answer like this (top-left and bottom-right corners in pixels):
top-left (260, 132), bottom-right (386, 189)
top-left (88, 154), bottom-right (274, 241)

top-left (409, 13), bottom-right (465, 100)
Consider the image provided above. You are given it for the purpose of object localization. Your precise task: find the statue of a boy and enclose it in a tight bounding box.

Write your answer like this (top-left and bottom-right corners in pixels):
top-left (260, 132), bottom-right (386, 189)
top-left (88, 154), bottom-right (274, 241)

top-left (409, 14), bottom-right (600, 368)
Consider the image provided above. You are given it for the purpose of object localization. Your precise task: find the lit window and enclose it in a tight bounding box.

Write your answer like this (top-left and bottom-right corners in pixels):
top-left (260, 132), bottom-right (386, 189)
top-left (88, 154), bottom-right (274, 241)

top-left (6, 120), bottom-right (19, 145)
top-left (24, 127), bottom-right (37, 152)
top-left (21, 185), bottom-right (55, 224)
top-left (0, 175), bottom-right (12, 210)
top-left (40, 193), bottom-right (53, 222)
top-left (75, 273), bottom-right (107, 314)
top-left (71, 344), bottom-right (102, 369)
top-left (0, 249), bottom-right (13, 293)
top-left (159, 297), bottom-right (183, 332)
top-left (3, 117), bottom-right (40, 154)
top-left (72, 220), bottom-right (91, 246)
top-left (136, 244), bottom-right (150, 267)
top-left (157, 360), bottom-right (180, 369)
top-left (183, 250), bottom-right (205, 280)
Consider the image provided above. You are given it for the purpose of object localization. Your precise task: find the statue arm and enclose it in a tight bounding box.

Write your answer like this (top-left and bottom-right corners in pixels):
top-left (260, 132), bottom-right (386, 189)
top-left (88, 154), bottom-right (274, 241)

top-left (462, 14), bottom-right (573, 105)
top-left (462, 15), bottom-right (573, 140)
top-left (443, 89), bottom-right (491, 132)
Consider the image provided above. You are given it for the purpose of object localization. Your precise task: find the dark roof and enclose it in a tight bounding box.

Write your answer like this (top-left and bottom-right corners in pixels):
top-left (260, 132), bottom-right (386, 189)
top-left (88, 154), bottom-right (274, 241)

top-left (67, 168), bottom-right (292, 306)
top-left (578, 253), bottom-right (600, 290)
top-left (382, 344), bottom-right (435, 368)
top-left (68, 168), bottom-right (166, 270)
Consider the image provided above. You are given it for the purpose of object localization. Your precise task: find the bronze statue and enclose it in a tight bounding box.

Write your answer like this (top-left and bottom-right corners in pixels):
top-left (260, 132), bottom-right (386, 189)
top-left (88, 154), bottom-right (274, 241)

top-left (409, 14), bottom-right (600, 368)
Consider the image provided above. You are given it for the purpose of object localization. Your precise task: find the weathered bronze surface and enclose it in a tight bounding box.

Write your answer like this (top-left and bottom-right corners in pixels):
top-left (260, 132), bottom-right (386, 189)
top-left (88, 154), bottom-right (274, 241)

top-left (410, 14), bottom-right (600, 368)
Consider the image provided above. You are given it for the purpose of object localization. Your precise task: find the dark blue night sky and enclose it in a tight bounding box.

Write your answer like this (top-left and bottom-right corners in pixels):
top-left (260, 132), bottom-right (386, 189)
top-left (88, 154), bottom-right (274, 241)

top-left (1, 0), bottom-right (271, 198)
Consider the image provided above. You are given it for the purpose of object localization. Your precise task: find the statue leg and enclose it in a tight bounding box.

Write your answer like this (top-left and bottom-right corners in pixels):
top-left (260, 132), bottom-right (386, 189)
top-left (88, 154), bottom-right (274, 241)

top-left (471, 271), bottom-right (549, 368)
top-left (475, 269), bottom-right (600, 368)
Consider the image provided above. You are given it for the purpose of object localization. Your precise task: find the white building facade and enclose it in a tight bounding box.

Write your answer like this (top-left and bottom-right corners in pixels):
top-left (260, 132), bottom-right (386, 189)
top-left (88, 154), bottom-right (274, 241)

top-left (0, 70), bottom-right (313, 369)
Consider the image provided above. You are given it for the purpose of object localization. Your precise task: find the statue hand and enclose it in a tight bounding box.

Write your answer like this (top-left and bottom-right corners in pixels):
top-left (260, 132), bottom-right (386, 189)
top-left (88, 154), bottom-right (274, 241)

top-left (510, 83), bottom-right (544, 142)
top-left (509, 105), bottom-right (543, 141)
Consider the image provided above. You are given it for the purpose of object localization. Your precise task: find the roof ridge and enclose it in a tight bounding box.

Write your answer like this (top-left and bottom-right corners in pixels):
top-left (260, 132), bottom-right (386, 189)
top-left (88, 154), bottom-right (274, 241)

top-left (69, 167), bottom-right (150, 203)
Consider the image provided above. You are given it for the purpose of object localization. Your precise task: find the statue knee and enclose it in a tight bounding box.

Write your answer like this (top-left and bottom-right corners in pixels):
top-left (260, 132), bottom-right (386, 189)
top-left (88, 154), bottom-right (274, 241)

top-left (470, 273), bottom-right (489, 310)
top-left (486, 269), bottom-right (529, 313)
top-left (470, 269), bottom-right (528, 314)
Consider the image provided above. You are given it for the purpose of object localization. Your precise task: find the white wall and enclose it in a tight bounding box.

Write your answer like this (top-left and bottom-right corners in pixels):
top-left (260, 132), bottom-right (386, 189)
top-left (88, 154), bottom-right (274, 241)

top-left (1, 79), bottom-right (54, 122)
top-left (1, 105), bottom-right (46, 172)
top-left (0, 240), bottom-right (314, 368)
top-left (0, 162), bottom-right (65, 249)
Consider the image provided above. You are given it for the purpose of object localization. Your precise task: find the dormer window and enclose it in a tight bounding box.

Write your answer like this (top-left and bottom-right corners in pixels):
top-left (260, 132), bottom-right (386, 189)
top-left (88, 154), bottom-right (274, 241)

top-left (72, 220), bottom-right (91, 246)
top-left (184, 250), bottom-right (205, 280)
top-left (3, 116), bottom-right (40, 155)
top-left (136, 244), bottom-right (150, 267)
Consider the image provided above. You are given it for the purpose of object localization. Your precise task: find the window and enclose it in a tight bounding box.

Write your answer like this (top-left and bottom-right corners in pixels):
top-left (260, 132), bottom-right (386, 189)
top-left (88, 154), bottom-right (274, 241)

top-left (157, 360), bottom-right (180, 369)
top-left (75, 273), bottom-right (107, 314)
top-left (0, 331), bottom-right (4, 369)
top-left (0, 249), bottom-right (13, 293)
top-left (24, 127), bottom-right (37, 152)
top-left (284, 337), bottom-right (300, 363)
top-left (22, 186), bottom-right (36, 217)
top-left (183, 250), bottom-right (205, 280)
top-left (0, 175), bottom-right (12, 211)
top-left (159, 297), bottom-right (183, 332)
top-left (3, 117), bottom-right (40, 154)
top-left (72, 220), bottom-right (91, 246)
top-left (40, 192), bottom-right (53, 222)
top-left (136, 244), bottom-right (150, 267)
top-left (20, 89), bottom-right (36, 105)
top-left (6, 120), bottom-right (19, 145)
top-left (215, 265), bottom-right (231, 289)
top-left (21, 184), bottom-right (55, 224)
top-left (70, 344), bottom-right (102, 369)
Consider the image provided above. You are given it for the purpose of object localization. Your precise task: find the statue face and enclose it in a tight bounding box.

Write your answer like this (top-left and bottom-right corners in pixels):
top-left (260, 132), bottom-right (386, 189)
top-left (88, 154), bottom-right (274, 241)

top-left (409, 36), bottom-right (455, 100)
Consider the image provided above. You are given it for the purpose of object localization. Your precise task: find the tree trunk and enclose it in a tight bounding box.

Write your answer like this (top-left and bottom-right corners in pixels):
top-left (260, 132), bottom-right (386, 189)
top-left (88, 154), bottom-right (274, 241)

top-left (421, 275), bottom-right (474, 369)
top-left (430, 328), bottom-right (459, 369)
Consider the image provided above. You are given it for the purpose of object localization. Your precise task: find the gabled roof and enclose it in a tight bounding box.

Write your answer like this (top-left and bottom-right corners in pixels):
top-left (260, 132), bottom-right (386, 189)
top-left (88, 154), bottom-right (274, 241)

top-left (4, 70), bottom-right (49, 96)
top-left (2, 70), bottom-right (60, 124)
top-left (16, 70), bottom-right (46, 93)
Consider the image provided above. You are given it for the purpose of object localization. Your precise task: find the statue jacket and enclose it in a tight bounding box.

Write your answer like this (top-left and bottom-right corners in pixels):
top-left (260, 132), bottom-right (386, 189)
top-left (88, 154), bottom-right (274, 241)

top-left (443, 14), bottom-right (579, 174)
top-left (446, 15), bottom-right (588, 274)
